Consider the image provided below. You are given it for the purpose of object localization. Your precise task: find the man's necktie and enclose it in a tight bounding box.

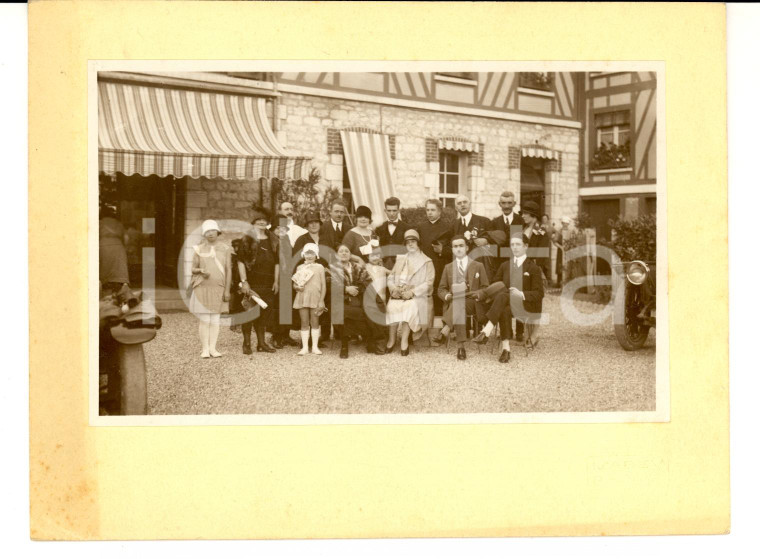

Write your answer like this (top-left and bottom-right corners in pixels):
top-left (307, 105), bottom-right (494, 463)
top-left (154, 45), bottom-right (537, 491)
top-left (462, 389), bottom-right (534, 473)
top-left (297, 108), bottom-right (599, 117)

top-left (461, 218), bottom-right (466, 227)
top-left (458, 261), bottom-right (465, 278)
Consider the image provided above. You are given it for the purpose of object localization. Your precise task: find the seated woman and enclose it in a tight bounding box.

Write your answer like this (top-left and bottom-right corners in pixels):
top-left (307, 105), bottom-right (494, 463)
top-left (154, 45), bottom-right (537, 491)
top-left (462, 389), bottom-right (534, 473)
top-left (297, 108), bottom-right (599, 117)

top-left (385, 229), bottom-right (435, 356)
top-left (332, 244), bottom-right (386, 358)
top-left (342, 205), bottom-right (380, 263)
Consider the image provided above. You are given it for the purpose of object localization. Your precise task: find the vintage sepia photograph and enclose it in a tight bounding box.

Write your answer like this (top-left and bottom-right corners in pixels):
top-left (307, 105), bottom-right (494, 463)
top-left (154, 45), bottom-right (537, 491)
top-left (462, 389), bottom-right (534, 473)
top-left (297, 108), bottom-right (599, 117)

top-left (92, 63), bottom-right (666, 423)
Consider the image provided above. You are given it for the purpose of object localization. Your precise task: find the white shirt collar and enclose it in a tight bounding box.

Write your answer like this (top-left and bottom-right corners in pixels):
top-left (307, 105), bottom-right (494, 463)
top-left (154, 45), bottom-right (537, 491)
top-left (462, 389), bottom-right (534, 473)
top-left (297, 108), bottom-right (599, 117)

top-left (331, 219), bottom-right (342, 230)
top-left (460, 212), bottom-right (472, 225)
top-left (503, 211), bottom-right (514, 224)
top-left (429, 217), bottom-right (440, 225)
top-left (456, 257), bottom-right (468, 268)
top-left (514, 254), bottom-right (527, 267)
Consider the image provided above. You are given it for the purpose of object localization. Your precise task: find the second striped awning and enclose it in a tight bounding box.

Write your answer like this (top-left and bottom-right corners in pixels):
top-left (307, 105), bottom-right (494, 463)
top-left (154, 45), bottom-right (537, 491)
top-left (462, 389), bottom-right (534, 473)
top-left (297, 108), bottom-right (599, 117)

top-left (98, 79), bottom-right (310, 181)
top-left (521, 145), bottom-right (559, 160)
top-left (340, 130), bottom-right (396, 225)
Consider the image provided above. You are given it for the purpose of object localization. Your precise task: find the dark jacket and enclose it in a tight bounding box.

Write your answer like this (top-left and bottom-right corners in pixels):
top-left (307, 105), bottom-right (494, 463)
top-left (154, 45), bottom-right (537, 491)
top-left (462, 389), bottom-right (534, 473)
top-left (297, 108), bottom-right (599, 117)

top-left (523, 224), bottom-right (551, 280)
top-left (418, 218), bottom-right (452, 285)
top-left (376, 219), bottom-right (410, 267)
top-left (478, 257), bottom-right (544, 315)
top-left (319, 218), bottom-right (352, 252)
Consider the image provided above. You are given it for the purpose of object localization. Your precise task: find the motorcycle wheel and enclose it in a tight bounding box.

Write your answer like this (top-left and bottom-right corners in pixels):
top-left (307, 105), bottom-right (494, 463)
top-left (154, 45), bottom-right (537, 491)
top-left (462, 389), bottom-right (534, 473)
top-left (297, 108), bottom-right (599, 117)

top-left (614, 284), bottom-right (651, 351)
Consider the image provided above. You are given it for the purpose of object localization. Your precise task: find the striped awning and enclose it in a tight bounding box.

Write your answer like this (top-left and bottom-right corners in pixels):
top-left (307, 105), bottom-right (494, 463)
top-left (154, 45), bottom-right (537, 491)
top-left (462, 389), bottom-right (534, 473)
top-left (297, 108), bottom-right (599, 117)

top-left (438, 138), bottom-right (479, 153)
top-left (98, 80), bottom-right (310, 180)
top-left (521, 144), bottom-right (559, 159)
top-left (340, 130), bottom-right (396, 225)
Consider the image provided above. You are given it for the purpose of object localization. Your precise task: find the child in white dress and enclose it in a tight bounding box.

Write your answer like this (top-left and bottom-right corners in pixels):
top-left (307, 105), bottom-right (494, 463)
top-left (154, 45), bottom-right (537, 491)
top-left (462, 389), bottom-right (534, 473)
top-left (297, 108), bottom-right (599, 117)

top-left (292, 243), bottom-right (326, 355)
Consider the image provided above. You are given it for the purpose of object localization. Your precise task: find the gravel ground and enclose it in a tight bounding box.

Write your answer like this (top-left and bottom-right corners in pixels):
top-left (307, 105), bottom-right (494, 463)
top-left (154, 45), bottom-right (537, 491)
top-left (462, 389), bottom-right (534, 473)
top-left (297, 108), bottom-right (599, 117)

top-left (143, 293), bottom-right (656, 415)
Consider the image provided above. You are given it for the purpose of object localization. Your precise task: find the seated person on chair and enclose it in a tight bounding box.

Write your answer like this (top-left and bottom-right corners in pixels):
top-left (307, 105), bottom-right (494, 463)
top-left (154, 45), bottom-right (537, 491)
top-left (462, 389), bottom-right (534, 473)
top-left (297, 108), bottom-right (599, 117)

top-left (472, 233), bottom-right (544, 364)
top-left (432, 235), bottom-right (490, 361)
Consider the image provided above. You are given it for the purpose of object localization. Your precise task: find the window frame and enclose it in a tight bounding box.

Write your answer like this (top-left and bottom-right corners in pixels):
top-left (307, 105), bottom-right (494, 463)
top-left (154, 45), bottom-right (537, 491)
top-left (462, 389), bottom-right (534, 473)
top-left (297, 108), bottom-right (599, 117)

top-left (518, 72), bottom-right (555, 92)
top-left (590, 105), bottom-right (635, 171)
top-left (438, 150), bottom-right (467, 209)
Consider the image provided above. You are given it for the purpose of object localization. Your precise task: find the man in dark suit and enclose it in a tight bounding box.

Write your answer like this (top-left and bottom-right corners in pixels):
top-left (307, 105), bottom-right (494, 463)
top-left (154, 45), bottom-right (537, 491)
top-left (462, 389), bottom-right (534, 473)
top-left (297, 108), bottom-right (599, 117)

top-left (472, 233), bottom-right (544, 363)
top-left (319, 200), bottom-right (351, 253)
top-left (431, 235), bottom-right (490, 360)
top-left (451, 194), bottom-right (494, 274)
top-left (418, 198), bottom-right (452, 317)
top-left (376, 196), bottom-right (409, 269)
top-left (316, 200), bottom-right (350, 342)
top-left (487, 190), bottom-right (525, 272)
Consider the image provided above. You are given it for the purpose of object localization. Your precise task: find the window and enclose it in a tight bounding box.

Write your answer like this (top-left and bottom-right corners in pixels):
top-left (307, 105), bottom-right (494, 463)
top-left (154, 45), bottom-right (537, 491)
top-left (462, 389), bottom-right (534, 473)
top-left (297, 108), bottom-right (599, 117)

top-left (595, 110), bottom-right (630, 148)
top-left (435, 72), bottom-right (476, 81)
top-left (519, 72), bottom-right (554, 92)
top-left (438, 152), bottom-right (465, 209)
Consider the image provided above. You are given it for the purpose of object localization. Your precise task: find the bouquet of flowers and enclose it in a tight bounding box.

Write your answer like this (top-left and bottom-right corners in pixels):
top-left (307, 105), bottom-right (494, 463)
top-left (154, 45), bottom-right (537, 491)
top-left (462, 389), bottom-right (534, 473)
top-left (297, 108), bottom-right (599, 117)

top-left (291, 266), bottom-right (314, 290)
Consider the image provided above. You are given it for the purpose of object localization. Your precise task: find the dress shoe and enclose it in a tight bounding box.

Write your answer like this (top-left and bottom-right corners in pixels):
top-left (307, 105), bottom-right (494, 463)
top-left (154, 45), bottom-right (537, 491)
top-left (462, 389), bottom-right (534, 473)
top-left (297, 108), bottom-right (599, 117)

top-left (284, 337), bottom-right (300, 347)
top-left (431, 332), bottom-right (448, 345)
top-left (339, 345), bottom-right (349, 359)
top-left (499, 350), bottom-right (511, 363)
top-left (242, 343), bottom-right (252, 355)
top-left (271, 337), bottom-right (283, 349)
top-left (457, 347), bottom-right (466, 360)
top-left (385, 342), bottom-right (396, 353)
top-left (400, 347), bottom-right (409, 357)
top-left (257, 343), bottom-right (276, 353)
top-left (371, 346), bottom-right (385, 355)
top-left (473, 331), bottom-right (489, 345)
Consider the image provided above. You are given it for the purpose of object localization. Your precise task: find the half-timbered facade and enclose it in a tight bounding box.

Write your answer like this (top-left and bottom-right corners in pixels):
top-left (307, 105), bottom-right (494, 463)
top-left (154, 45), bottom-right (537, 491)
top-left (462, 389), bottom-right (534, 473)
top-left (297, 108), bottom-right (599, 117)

top-left (578, 71), bottom-right (657, 240)
top-left (221, 71), bottom-right (583, 228)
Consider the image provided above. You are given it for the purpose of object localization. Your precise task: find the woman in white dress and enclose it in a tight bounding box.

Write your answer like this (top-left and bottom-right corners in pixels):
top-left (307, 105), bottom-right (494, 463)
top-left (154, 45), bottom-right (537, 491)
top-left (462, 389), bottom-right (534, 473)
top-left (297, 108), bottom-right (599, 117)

top-left (385, 229), bottom-right (435, 356)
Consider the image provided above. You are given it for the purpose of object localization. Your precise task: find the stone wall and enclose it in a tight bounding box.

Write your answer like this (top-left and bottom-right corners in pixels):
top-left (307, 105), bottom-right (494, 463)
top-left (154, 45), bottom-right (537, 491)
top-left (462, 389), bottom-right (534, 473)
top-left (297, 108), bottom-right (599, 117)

top-left (276, 91), bottom-right (580, 222)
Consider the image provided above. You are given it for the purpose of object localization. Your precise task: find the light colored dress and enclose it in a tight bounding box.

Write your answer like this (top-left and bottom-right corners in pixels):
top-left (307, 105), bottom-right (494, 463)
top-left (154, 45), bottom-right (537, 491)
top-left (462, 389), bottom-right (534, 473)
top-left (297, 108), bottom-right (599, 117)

top-left (292, 263), bottom-right (324, 309)
top-left (385, 251), bottom-right (435, 334)
top-left (189, 242), bottom-right (230, 314)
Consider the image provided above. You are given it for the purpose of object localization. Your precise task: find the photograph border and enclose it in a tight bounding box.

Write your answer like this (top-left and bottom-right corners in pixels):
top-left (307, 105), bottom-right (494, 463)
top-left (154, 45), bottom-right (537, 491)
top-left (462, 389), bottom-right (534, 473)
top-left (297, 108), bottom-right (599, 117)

top-left (88, 59), bottom-right (668, 427)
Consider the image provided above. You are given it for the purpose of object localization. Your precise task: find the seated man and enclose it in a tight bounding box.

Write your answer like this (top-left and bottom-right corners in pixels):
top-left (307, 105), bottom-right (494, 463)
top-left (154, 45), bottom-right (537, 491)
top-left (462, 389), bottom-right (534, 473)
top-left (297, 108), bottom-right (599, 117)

top-left (432, 235), bottom-right (490, 360)
top-left (472, 234), bottom-right (544, 363)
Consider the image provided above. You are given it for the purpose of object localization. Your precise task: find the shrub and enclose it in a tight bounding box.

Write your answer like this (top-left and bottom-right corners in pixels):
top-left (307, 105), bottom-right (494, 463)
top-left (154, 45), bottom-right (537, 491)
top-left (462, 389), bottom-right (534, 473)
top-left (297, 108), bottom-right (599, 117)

top-left (603, 213), bottom-right (656, 262)
top-left (273, 168), bottom-right (343, 226)
top-left (400, 205), bottom-right (458, 231)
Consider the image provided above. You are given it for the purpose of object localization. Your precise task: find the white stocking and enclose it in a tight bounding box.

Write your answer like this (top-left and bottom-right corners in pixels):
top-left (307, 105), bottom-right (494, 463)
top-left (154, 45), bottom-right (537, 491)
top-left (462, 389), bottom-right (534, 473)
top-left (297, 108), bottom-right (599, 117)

top-left (199, 317), bottom-right (210, 356)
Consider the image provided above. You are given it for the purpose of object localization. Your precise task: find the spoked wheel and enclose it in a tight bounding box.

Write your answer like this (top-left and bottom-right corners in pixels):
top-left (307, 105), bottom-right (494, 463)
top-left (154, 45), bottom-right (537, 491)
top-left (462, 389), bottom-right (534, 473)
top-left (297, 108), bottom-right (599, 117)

top-left (614, 284), bottom-right (651, 351)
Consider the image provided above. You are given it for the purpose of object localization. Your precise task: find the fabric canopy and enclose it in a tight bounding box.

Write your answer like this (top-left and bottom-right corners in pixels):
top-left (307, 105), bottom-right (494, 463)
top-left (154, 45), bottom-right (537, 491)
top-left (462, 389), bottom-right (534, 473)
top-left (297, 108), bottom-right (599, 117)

top-left (98, 80), bottom-right (310, 180)
top-left (340, 130), bottom-right (396, 224)
top-left (438, 138), bottom-right (479, 153)
top-left (521, 144), bottom-right (559, 160)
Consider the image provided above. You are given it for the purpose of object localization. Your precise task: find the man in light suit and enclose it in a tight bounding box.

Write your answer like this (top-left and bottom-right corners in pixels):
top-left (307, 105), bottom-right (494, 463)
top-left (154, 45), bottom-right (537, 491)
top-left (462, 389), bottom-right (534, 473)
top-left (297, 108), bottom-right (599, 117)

top-left (432, 235), bottom-right (490, 360)
top-left (472, 233), bottom-right (545, 363)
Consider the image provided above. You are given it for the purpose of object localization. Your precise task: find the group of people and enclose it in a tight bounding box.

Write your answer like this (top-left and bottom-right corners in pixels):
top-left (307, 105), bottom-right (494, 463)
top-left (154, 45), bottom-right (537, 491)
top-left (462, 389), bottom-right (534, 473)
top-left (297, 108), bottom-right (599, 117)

top-left (188, 191), bottom-right (562, 364)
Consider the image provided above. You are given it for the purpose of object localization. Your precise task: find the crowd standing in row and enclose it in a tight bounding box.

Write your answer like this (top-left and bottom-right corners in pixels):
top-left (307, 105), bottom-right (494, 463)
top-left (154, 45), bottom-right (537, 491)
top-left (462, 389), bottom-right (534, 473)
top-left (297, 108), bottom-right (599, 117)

top-left (187, 192), bottom-right (571, 364)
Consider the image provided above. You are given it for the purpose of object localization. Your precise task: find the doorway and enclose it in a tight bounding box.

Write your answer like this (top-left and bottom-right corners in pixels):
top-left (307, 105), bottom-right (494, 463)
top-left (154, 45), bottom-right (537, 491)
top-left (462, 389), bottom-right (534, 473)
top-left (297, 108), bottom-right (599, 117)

top-left (99, 173), bottom-right (187, 288)
top-left (520, 158), bottom-right (546, 215)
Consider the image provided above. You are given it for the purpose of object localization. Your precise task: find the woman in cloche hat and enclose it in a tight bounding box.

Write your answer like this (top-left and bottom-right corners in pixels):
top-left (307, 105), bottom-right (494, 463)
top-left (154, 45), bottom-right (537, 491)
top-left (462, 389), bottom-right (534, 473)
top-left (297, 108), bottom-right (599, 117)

top-left (189, 219), bottom-right (232, 358)
top-left (385, 229), bottom-right (435, 356)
